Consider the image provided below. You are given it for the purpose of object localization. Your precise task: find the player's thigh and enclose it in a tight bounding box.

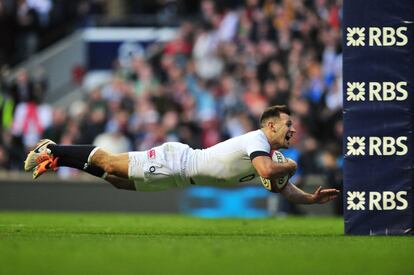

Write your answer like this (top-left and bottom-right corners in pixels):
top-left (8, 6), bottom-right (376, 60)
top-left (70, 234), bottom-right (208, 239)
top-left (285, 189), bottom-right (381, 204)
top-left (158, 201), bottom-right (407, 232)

top-left (128, 151), bottom-right (176, 191)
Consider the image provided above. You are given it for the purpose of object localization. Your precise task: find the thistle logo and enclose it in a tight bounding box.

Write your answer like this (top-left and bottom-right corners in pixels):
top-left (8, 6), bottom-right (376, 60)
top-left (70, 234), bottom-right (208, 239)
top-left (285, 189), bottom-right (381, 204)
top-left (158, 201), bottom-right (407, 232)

top-left (346, 136), bottom-right (408, 156)
top-left (346, 81), bottom-right (408, 102)
top-left (346, 82), bottom-right (365, 101)
top-left (346, 191), bottom-right (408, 211)
top-left (347, 191), bottom-right (366, 210)
top-left (347, 27), bottom-right (366, 46)
top-left (346, 136), bottom-right (366, 156)
top-left (346, 26), bottom-right (408, 47)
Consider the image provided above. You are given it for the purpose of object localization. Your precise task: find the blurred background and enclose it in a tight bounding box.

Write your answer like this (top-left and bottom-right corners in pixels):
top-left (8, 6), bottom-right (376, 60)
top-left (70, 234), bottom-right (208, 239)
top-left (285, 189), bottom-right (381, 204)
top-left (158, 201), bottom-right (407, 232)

top-left (0, 0), bottom-right (343, 217)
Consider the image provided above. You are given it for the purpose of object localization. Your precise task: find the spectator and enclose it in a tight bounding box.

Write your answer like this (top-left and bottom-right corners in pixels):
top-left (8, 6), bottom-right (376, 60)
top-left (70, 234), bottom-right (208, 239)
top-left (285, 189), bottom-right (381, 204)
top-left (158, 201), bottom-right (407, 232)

top-left (42, 107), bottom-right (67, 142)
top-left (0, 144), bottom-right (9, 169)
top-left (11, 101), bottom-right (52, 148)
top-left (0, 67), bottom-right (14, 139)
top-left (31, 65), bottom-right (48, 103)
top-left (26, 0), bottom-right (52, 27)
top-left (0, 0), bottom-right (15, 65)
top-left (15, 0), bottom-right (40, 61)
top-left (10, 68), bottom-right (33, 105)
top-left (243, 78), bottom-right (267, 119)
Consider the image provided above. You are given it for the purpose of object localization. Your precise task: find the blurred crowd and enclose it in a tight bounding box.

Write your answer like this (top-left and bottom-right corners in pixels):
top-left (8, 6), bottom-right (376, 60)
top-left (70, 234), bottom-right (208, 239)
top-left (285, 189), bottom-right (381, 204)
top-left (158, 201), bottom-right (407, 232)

top-left (0, 0), bottom-right (203, 66)
top-left (0, 0), bottom-right (343, 213)
top-left (0, 0), bottom-right (109, 65)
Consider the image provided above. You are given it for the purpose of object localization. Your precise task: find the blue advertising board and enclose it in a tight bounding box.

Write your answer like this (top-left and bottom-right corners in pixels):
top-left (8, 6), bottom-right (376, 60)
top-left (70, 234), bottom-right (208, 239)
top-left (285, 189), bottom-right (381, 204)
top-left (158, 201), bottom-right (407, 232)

top-left (83, 28), bottom-right (176, 71)
top-left (343, 0), bottom-right (414, 235)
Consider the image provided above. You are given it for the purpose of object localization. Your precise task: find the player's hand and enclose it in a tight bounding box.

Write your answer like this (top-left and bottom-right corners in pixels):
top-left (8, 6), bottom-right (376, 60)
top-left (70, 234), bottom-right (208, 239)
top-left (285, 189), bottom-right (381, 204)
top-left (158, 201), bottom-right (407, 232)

top-left (310, 186), bottom-right (340, 204)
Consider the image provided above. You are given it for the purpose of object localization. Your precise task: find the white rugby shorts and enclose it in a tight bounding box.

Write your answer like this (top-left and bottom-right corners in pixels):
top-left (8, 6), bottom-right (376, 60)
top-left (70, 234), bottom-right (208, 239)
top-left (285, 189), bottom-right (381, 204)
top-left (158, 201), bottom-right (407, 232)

top-left (128, 142), bottom-right (191, 191)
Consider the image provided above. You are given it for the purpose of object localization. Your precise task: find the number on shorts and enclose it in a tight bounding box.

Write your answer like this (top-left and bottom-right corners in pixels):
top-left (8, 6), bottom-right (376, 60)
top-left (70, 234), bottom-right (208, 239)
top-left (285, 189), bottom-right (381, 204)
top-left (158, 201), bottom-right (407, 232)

top-left (239, 174), bottom-right (256, 182)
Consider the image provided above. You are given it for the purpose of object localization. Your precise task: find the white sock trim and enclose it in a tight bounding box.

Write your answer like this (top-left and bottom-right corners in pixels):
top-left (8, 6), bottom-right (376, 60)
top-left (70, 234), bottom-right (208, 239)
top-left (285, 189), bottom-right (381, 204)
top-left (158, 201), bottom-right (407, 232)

top-left (87, 147), bottom-right (101, 165)
top-left (101, 172), bottom-right (108, 180)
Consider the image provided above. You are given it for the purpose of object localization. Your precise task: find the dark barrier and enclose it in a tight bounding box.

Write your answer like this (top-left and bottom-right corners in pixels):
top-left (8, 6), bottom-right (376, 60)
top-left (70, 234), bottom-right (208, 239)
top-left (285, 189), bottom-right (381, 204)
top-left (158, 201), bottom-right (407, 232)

top-left (0, 178), bottom-right (334, 215)
top-left (0, 181), bottom-right (183, 212)
top-left (343, 0), bottom-right (414, 235)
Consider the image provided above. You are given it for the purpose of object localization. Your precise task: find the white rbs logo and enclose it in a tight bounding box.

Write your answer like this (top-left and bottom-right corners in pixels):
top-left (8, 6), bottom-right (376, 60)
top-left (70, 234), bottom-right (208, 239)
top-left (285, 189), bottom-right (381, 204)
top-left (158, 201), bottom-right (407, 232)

top-left (347, 27), bottom-right (408, 47)
top-left (346, 136), bottom-right (408, 156)
top-left (347, 191), bottom-right (408, 210)
top-left (346, 82), bottom-right (408, 102)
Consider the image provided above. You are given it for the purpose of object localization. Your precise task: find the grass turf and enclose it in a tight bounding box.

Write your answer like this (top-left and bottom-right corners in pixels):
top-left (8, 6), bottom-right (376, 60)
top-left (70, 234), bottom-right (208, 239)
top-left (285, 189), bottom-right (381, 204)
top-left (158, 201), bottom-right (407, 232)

top-left (0, 212), bottom-right (413, 275)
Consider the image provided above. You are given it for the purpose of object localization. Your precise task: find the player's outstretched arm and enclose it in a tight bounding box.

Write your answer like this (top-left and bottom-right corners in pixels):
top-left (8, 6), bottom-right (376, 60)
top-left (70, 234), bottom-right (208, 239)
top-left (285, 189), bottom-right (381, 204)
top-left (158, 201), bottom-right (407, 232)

top-left (280, 183), bottom-right (340, 204)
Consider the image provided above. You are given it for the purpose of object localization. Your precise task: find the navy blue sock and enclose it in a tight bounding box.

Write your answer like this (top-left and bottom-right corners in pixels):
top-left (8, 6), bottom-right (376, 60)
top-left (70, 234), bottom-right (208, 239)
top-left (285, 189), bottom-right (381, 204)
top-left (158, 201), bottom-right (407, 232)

top-left (57, 157), bottom-right (105, 178)
top-left (48, 144), bottom-right (96, 164)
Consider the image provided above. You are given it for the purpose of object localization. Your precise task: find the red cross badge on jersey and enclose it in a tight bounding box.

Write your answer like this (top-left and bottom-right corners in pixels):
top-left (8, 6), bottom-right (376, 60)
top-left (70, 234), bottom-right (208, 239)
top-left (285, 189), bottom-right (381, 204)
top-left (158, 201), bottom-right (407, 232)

top-left (147, 149), bottom-right (156, 159)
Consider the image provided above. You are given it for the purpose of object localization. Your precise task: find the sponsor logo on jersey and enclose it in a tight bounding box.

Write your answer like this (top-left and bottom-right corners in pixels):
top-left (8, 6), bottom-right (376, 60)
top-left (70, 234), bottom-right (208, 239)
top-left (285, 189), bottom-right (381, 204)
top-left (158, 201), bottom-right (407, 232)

top-left (147, 149), bottom-right (156, 159)
top-left (347, 191), bottom-right (408, 210)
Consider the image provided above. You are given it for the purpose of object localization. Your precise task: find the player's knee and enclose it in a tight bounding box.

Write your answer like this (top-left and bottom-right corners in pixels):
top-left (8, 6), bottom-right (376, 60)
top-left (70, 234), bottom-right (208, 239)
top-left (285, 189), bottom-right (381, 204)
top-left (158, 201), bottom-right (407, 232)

top-left (102, 162), bottom-right (117, 175)
top-left (98, 153), bottom-right (129, 178)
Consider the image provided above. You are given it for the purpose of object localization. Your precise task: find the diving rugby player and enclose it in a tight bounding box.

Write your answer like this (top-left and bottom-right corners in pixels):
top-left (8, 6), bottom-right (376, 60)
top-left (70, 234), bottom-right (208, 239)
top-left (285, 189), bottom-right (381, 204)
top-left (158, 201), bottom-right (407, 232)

top-left (24, 105), bottom-right (339, 205)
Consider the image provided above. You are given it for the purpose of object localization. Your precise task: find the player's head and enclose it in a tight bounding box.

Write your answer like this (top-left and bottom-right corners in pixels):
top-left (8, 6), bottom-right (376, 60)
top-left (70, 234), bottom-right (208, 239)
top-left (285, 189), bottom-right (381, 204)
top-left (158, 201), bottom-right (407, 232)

top-left (260, 105), bottom-right (296, 149)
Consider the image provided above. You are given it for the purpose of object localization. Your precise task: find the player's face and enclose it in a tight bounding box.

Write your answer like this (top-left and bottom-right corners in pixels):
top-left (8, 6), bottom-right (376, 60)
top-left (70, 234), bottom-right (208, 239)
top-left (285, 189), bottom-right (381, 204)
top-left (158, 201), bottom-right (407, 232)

top-left (272, 113), bottom-right (296, 149)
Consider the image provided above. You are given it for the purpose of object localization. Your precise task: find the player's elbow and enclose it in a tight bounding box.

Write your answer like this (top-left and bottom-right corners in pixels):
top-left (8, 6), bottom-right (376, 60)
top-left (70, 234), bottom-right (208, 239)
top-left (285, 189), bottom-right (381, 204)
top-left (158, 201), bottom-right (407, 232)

top-left (256, 166), bottom-right (273, 179)
top-left (252, 156), bottom-right (276, 179)
top-left (259, 166), bottom-right (289, 180)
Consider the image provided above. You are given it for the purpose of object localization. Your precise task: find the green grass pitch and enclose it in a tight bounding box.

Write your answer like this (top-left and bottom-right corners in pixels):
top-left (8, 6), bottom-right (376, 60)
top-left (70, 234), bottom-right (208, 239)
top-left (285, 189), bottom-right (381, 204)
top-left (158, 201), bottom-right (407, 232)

top-left (0, 212), bottom-right (413, 275)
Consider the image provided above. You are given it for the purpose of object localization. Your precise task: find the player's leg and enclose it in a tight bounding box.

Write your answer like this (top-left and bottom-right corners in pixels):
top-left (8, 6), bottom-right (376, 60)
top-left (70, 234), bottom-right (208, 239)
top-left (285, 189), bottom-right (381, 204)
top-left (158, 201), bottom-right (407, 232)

top-left (25, 139), bottom-right (129, 179)
top-left (46, 144), bottom-right (130, 178)
top-left (30, 148), bottom-right (135, 190)
top-left (26, 139), bottom-right (146, 191)
top-left (33, 155), bottom-right (107, 179)
top-left (24, 139), bottom-right (97, 172)
top-left (88, 149), bottom-right (129, 179)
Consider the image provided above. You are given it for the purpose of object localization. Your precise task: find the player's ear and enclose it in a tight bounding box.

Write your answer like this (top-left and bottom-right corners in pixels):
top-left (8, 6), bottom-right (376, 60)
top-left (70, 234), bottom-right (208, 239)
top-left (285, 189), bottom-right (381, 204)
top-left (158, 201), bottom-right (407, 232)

top-left (266, 120), bottom-right (274, 130)
top-left (267, 120), bottom-right (277, 132)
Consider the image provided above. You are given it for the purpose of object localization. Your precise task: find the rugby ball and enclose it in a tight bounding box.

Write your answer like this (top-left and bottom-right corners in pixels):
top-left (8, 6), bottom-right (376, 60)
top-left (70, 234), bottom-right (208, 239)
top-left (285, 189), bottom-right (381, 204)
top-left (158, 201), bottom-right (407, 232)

top-left (260, 150), bottom-right (289, 193)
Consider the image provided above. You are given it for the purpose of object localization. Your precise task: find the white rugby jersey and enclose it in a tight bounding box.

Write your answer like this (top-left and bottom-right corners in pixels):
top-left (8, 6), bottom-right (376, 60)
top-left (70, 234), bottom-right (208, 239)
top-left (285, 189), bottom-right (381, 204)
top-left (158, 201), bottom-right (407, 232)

top-left (185, 129), bottom-right (271, 185)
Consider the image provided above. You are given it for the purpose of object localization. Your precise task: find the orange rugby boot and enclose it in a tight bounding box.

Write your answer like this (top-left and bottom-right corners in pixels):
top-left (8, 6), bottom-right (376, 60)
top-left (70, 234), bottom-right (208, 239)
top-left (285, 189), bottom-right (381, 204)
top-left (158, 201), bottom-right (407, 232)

top-left (24, 139), bottom-right (56, 171)
top-left (32, 157), bottom-right (59, 179)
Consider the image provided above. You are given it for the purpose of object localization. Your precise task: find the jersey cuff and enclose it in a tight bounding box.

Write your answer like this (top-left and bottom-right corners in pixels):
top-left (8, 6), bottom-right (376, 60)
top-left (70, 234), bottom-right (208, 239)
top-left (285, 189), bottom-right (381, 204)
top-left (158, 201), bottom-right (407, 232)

top-left (249, 151), bottom-right (270, 161)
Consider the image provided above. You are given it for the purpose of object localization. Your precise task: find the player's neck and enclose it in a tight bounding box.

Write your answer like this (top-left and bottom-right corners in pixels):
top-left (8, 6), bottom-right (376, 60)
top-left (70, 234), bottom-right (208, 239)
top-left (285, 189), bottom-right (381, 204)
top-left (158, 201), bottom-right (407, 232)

top-left (260, 127), bottom-right (280, 149)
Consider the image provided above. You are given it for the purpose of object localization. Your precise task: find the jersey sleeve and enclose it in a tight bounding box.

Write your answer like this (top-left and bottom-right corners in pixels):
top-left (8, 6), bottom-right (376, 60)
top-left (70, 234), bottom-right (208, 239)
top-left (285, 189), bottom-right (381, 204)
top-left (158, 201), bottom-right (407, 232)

top-left (244, 130), bottom-right (271, 159)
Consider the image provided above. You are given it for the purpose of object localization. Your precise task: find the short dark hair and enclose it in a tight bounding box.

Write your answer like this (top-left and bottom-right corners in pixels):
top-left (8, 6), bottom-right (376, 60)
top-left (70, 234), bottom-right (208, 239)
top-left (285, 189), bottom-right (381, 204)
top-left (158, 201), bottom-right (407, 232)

top-left (260, 105), bottom-right (291, 128)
